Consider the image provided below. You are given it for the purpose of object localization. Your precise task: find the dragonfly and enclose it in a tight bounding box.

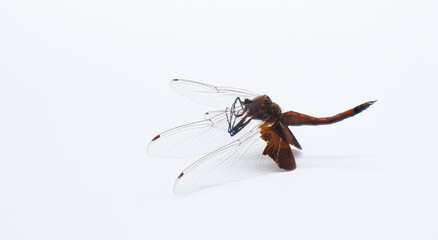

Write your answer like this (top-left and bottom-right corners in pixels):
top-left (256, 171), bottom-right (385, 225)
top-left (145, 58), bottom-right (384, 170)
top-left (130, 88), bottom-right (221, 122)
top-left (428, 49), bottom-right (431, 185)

top-left (148, 79), bottom-right (376, 194)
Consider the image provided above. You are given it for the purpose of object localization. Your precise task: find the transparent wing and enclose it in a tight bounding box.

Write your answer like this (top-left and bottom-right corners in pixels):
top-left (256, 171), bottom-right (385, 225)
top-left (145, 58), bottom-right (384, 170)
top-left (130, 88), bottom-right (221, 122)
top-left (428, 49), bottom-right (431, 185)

top-left (173, 123), bottom-right (282, 194)
top-left (147, 106), bottom-right (248, 158)
top-left (171, 79), bottom-right (258, 110)
top-left (204, 110), bottom-right (225, 119)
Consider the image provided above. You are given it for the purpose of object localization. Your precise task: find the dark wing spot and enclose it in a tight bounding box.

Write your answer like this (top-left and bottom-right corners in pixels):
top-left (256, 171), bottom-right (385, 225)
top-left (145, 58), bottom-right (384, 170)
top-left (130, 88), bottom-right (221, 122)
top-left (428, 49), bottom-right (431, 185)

top-left (152, 135), bottom-right (160, 141)
top-left (172, 79), bottom-right (179, 82)
top-left (178, 172), bottom-right (184, 179)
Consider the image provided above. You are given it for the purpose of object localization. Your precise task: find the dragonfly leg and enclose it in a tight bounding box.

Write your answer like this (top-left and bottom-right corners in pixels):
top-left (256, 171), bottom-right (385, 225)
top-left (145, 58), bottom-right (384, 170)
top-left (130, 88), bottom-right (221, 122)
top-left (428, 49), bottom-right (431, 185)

top-left (228, 116), bottom-right (251, 136)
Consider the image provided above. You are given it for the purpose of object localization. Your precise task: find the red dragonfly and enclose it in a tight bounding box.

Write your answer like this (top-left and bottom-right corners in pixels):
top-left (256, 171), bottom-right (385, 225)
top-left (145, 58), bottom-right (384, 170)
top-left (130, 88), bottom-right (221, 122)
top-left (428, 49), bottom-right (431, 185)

top-left (148, 79), bottom-right (376, 194)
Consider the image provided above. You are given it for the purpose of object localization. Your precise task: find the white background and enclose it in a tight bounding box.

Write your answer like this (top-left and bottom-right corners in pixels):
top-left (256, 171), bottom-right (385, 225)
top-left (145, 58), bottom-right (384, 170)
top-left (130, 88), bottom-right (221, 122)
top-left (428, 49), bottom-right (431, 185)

top-left (1, 0), bottom-right (437, 239)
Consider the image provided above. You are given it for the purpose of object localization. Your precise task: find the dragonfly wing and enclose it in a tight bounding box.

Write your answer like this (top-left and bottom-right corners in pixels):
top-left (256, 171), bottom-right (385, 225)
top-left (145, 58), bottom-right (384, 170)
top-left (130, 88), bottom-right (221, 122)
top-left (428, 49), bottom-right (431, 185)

top-left (279, 122), bottom-right (302, 150)
top-left (148, 108), bottom-right (249, 158)
top-left (171, 79), bottom-right (258, 110)
top-left (173, 123), bottom-right (282, 194)
top-left (260, 123), bottom-right (297, 170)
top-left (147, 112), bottom-right (230, 158)
top-left (204, 110), bottom-right (226, 120)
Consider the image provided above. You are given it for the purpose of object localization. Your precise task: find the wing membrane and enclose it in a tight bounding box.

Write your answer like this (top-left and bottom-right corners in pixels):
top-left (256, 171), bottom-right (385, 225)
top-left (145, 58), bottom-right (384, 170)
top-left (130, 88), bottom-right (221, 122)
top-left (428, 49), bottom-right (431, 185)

top-left (148, 106), bottom-right (248, 158)
top-left (260, 123), bottom-right (297, 170)
top-left (171, 79), bottom-right (258, 110)
top-left (173, 123), bottom-right (282, 194)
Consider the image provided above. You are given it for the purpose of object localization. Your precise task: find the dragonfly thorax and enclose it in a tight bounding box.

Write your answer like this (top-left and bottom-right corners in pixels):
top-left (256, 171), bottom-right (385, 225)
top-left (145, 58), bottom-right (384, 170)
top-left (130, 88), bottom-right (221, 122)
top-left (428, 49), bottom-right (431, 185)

top-left (246, 95), bottom-right (281, 121)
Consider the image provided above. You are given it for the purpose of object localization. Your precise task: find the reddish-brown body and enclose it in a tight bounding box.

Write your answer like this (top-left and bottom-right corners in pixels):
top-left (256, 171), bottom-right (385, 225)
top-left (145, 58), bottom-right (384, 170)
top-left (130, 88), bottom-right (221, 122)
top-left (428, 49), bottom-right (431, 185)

top-left (239, 95), bottom-right (376, 171)
top-left (281, 101), bottom-right (375, 126)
